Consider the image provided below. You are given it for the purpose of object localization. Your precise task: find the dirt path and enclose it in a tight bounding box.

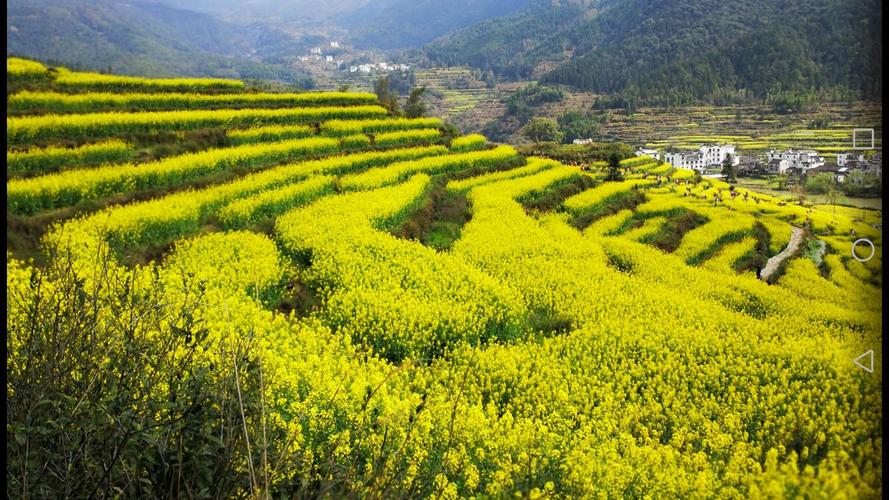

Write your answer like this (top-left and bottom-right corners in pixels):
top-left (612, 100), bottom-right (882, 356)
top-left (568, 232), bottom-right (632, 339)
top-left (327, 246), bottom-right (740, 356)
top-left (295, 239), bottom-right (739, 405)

top-left (760, 227), bottom-right (805, 282)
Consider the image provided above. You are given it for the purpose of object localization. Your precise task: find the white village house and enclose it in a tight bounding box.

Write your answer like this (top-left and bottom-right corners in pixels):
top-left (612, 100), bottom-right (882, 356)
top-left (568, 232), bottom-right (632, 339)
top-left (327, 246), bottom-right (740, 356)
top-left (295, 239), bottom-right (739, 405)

top-left (837, 151), bottom-right (866, 167)
top-left (766, 149), bottom-right (824, 174)
top-left (634, 148), bottom-right (660, 160)
top-left (348, 62), bottom-right (411, 74)
top-left (767, 158), bottom-right (792, 175)
top-left (835, 151), bottom-right (881, 177)
top-left (664, 144), bottom-right (738, 172)
top-left (807, 151), bottom-right (882, 183)
top-left (868, 153), bottom-right (882, 177)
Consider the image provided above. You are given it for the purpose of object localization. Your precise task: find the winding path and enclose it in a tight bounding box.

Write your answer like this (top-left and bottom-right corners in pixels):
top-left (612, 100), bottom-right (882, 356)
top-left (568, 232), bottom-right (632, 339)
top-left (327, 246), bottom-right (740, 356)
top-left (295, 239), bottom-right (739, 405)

top-left (760, 227), bottom-right (805, 282)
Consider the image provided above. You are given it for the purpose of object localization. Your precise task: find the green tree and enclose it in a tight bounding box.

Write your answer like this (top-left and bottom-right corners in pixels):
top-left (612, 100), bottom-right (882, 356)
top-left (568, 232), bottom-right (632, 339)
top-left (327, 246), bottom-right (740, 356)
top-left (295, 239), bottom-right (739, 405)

top-left (806, 172), bottom-right (847, 210)
top-left (439, 121), bottom-right (462, 143)
top-left (843, 170), bottom-right (882, 197)
top-left (825, 181), bottom-right (843, 213)
top-left (557, 111), bottom-right (601, 144)
top-left (403, 86), bottom-right (427, 118)
top-left (386, 69), bottom-right (416, 95)
top-left (809, 116), bottom-right (830, 129)
top-left (374, 76), bottom-right (400, 116)
top-left (482, 69), bottom-right (496, 89)
top-left (721, 154), bottom-right (736, 183)
top-left (6, 244), bottom-right (264, 498)
top-left (805, 172), bottom-right (835, 195)
top-left (791, 175), bottom-right (806, 205)
top-left (521, 117), bottom-right (563, 143)
top-left (605, 152), bottom-right (624, 181)
top-left (507, 84), bottom-right (564, 118)
top-left (776, 174), bottom-right (789, 190)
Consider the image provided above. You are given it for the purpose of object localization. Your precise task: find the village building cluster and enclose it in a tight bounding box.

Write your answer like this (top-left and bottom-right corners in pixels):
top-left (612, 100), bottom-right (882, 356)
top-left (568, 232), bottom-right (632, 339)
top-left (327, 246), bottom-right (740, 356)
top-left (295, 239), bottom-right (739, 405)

top-left (297, 41), bottom-right (344, 65)
top-left (765, 149), bottom-right (824, 174)
top-left (348, 62), bottom-right (411, 74)
top-left (661, 144), bottom-right (739, 171)
top-left (294, 40), bottom-right (411, 74)
top-left (633, 144), bottom-right (881, 183)
top-left (805, 152), bottom-right (882, 182)
top-left (749, 149), bottom-right (881, 182)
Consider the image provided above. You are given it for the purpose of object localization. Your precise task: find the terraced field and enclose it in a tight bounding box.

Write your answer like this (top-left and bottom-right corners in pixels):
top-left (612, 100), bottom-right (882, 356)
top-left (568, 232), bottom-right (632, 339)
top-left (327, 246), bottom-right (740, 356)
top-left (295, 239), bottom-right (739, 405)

top-left (415, 67), bottom-right (503, 128)
top-left (411, 80), bottom-right (881, 158)
top-left (6, 58), bottom-right (883, 497)
top-left (621, 103), bottom-right (883, 160)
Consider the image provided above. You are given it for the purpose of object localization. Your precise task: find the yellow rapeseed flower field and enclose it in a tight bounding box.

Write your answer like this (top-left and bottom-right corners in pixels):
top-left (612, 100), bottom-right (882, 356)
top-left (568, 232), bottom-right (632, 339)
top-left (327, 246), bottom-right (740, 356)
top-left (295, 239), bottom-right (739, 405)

top-left (5, 61), bottom-right (882, 497)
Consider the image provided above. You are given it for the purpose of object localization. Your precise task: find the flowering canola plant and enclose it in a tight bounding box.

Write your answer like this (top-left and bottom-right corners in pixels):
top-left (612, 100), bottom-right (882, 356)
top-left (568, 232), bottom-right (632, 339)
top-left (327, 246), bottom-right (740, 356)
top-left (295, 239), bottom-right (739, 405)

top-left (6, 68), bottom-right (882, 497)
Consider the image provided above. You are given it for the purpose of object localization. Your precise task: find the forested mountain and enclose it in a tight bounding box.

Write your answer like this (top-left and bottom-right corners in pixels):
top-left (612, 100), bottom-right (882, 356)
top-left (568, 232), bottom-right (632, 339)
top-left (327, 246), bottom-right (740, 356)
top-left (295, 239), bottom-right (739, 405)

top-left (8, 0), bottom-right (881, 102)
top-left (7, 0), bottom-right (313, 84)
top-left (424, 1), bottom-right (594, 79)
top-left (8, 0), bottom-right (535, 78)
top-left (155, 0), bottom-right (371, 25)
top-left (157, 0), bottom-right (529, 49)
top-left (340, 0), bottom-right (530, 49)
top-left (426, 0), bottom-right (882, 103)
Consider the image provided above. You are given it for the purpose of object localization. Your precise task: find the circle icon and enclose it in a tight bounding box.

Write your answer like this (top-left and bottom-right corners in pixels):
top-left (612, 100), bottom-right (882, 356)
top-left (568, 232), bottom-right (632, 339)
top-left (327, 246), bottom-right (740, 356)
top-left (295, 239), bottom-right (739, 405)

top-left (851, 238), bottom-right (875, 263)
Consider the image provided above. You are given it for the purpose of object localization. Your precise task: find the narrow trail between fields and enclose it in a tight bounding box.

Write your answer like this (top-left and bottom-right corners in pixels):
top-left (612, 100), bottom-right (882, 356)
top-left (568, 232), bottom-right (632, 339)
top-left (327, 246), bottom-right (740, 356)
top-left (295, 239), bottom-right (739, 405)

top-left (760, 226), bottom-right (805, 282)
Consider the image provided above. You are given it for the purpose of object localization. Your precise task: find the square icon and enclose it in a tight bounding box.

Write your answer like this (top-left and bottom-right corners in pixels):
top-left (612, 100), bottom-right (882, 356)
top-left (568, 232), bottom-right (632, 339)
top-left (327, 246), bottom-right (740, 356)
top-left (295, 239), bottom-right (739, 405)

top-left (852, 128), bottom-right (875, 150)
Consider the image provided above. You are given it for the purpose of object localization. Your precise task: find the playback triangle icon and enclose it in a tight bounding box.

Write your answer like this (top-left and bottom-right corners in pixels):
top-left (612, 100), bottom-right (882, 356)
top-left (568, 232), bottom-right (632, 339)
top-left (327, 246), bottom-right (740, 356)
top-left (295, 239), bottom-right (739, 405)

top-left (853, 350), bottom-right (874, 373)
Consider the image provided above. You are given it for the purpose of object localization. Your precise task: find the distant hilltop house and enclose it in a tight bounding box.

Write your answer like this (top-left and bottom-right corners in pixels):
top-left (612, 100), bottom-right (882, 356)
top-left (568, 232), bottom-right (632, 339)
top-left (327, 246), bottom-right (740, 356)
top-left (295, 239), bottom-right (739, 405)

top-left (664, 144), bottom-right (737, 172)
top-left (634, 148), bottom-right (660, 160)
top-left (348, 62), bottom-right (411, 73)
top-left (766, 149), bottom-right (824, 174)
top-left (573, 138), bottom-right (596, 145)
top-left (330, 41), bottom-right (340, 48)
top-left (298, 45), bottom-right (343, 64)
